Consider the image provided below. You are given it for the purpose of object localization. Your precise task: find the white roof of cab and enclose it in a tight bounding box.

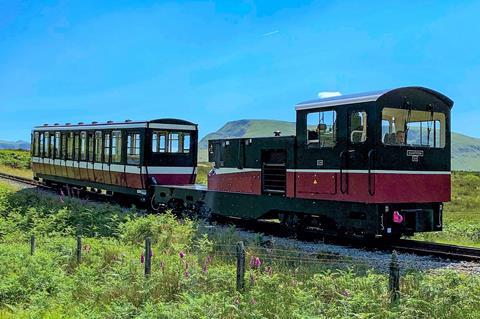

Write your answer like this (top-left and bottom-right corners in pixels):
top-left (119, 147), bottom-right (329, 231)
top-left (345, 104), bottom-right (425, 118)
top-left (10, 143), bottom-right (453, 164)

top-left (295, 86), bottom-right (454, 111)
top-left (295, 89), bottom-right (389, 110)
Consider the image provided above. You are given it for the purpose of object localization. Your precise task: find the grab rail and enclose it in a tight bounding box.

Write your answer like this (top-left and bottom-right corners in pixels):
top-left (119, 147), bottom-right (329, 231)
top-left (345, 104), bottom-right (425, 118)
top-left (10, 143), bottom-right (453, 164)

top-left (368, 149), bottom-right (375, 196)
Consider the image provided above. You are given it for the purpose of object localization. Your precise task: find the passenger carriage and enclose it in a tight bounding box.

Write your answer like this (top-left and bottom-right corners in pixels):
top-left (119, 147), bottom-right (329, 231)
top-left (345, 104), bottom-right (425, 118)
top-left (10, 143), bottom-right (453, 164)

top-left (154, 87), bottom-right (453, 238)
top-left (31, 119), bottom-right (198, 201)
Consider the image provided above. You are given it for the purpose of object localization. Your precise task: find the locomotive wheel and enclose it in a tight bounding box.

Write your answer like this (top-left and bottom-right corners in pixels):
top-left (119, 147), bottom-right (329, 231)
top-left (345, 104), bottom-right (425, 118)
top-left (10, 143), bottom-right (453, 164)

top-left (279, 213), bottom-right (302, 235)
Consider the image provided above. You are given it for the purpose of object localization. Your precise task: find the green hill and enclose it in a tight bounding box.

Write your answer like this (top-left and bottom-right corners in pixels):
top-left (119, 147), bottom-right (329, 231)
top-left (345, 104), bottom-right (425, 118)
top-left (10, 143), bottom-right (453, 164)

top-left (0, 140), bottom-right (30, 150)
top-left (199, 119), bottom-right (480, 171)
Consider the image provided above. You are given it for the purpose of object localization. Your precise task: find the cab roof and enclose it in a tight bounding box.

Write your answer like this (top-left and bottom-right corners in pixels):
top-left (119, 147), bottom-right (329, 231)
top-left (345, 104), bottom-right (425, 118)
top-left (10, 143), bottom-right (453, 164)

top-left (295, 86), bottom-right (453, 111)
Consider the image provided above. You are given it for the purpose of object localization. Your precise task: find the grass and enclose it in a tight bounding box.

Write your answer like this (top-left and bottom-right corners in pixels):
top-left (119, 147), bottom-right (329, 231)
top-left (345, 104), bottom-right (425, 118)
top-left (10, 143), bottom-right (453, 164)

top-left (0, 181), bottom-right (480, 318)
top-left (0, 149), bottom-right (32, 179)
top-left (414, 171), bottom-right (480, 247)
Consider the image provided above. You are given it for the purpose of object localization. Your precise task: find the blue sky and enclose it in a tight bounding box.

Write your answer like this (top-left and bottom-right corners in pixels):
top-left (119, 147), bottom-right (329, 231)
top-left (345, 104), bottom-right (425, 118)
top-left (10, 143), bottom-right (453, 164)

top-left (1, 0), bottom-right (479, 141)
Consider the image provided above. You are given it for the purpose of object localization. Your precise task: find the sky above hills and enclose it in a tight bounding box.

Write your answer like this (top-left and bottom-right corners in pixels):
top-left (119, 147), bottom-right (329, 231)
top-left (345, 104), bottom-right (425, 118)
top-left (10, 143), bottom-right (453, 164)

top-left (1, 0), bottom-right (479, 140)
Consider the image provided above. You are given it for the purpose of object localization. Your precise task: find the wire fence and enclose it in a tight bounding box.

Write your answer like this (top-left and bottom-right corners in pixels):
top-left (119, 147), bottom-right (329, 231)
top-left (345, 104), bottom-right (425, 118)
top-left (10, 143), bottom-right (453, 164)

top-left (23, 235), bottom-right (402, 304)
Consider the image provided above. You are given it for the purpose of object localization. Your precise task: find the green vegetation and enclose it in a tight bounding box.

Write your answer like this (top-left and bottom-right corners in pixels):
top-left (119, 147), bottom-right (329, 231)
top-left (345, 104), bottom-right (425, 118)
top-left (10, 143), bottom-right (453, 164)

top-left (415, 171), bottom-right (480, 247)
top-left (1, 182), bottom-right (480, 318)
top-left (0, 150), bottom-right (32, 179)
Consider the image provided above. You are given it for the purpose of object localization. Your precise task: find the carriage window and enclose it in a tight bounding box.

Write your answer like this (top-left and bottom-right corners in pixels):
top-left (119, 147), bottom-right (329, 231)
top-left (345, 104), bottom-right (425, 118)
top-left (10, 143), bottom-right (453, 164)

top-left (39, 133), bottom-right (44, 157)
top-left (307, 110), bottom-right (337, 147)
top-left (67, 133), bottom-right (74, 160)
top-left (183, 133), bottom-right (190, 153)
top-left (111, 131), bottom-right (122, 163)
top-left (33, 132), bottom-right (39, 157)
top-left (169, 133), bottom-right (179, 152)
top-left (350, 111), bottom-right (367, 143)
top-left (74, 133), bottom-right (80, 160)
top-left (61, 133), bottom-right (67, 159)
top-left (127, 133), bottom-right (141, 164)
top-left (95, 131), bottom-right (103, 162)
top-left (152, 131), bottom-right (167, 153)
top-left (382, 108), bottom-right (445, 148)
top-left (49, 133), bottom-right (55, 158)
top-left (80, 131), bottom-right (87, 161)
top-left (88, 132), bottom-right (94, 162)
top-left (104, 133), bottom-right (111, 163)
top-left (54, 132), bottom-right (61, 158)
top-left (44, 132), bottom-right (51, 158)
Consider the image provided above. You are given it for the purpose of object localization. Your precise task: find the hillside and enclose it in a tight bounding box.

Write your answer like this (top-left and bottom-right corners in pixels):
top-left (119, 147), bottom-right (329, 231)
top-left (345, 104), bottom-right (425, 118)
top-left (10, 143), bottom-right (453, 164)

top-left (0, 140), bottom-right (29, 150)
top-left (199, 119), bottom-right (480, 171)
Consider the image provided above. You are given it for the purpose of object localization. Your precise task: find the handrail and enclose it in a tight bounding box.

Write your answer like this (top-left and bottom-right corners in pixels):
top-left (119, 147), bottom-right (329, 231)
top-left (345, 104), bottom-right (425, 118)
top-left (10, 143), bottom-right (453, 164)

top-left (368, 149), bottom-right (375, 196)
top-left (339, 151), bottom-right (348, 194)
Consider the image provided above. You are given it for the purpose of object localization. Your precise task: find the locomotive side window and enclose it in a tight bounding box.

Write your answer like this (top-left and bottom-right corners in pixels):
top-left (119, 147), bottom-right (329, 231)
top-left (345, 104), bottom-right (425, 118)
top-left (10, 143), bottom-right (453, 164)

top-left (49, 133), bottom-right (55, 158)
top-left (39, 133), bottom-right (44, 157)
top-left (382, 108), bottom-right (445, 148)
top-left (306, 110), bottom-right (337, 148)
top-left (349, 111), bottom-right (367, 143)
top-left (111, 131), bottom-right (122, 163)
top-left (95, 131), bottom-right (103, 162)
top-left (127, 133), bottom-right (141, 164)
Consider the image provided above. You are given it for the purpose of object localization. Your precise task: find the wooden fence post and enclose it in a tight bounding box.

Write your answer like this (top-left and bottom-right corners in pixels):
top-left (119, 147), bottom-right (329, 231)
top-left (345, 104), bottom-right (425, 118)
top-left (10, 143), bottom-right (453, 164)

top-left (30, 235), bottom-right (36, 255)
top-left (76, 235), bottom-right (82, 264)
top-left (236, 241), bottom-right (246, 291)
top-left (389, 250), bottom-right (400, 304)
top-left (145, 237), bottom-right (152, 277)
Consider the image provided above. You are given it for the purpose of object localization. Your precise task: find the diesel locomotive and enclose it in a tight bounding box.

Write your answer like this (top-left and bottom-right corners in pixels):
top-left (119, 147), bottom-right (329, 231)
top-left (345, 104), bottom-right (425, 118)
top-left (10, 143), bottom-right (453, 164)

top-left (153, 86), bottom-right (453, 239)
top-left (31, 86), bottom-right (453, 239)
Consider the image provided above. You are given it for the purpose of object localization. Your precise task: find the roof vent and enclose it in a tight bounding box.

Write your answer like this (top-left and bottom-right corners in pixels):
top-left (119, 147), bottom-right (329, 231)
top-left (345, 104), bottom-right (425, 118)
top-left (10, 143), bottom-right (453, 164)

top-left (92, 121), bottom-right (98, 124)
top-left (54, 123), bottom-right (59, 126)
top-left (125, 119), bottom-right (132, 122)
top-left (43, 123), bottom-right (49, 126)
top-left (274, 131), bottom-right (281, 137)
top-left (78, 122), bottom-right (84, 125)
top-left (65, 123), bottom-right (71, 126)
top-left (107, 120), bottom-right (114, 124)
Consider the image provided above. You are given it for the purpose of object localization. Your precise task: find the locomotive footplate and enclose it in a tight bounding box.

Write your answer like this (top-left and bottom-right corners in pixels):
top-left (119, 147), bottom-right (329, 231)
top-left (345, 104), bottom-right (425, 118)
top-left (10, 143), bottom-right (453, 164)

top-left (382, 204), bottom-right (442, 237)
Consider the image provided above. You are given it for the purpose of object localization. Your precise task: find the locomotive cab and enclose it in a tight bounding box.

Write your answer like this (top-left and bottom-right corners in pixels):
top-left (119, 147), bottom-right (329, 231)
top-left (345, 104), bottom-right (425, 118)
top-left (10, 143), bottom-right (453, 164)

top-left (295, 87), bottom-right (453, 237)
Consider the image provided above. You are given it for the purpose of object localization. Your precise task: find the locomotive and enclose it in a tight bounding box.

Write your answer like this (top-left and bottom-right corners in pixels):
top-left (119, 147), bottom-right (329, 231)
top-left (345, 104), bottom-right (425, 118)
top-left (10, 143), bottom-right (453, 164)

top-left (31, 86), bottom-right (453, 239)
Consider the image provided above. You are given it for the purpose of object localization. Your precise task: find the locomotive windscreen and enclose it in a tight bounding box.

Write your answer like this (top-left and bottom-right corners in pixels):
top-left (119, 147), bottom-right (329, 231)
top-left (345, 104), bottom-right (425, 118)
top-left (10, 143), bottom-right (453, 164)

top-left (381, 107), bottom-right (446, 148)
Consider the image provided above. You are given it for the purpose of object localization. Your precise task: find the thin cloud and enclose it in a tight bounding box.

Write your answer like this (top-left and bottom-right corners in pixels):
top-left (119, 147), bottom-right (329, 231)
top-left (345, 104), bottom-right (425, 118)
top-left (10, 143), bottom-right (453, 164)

top-left (318, 91), bottom-right (342, 98)
top-left (261, 30), bottom-right (279, 37)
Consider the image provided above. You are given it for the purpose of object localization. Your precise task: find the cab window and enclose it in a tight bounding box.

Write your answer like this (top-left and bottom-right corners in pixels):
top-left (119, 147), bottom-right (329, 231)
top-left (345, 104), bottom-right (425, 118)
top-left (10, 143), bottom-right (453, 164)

top-left (349, 111), bottom-right (367, 144)
top-left (382, 107), bottom-right (445, 148)
top-left (306, 110), bottom-right (337, 148)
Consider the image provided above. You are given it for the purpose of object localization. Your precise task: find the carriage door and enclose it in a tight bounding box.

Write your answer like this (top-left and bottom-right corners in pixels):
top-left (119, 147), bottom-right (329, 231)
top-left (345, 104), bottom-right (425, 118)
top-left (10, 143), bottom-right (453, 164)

top-left (344, 109), bottom-right (372, 196)
top-left (126, 131), bottom-right (143, 189)
top-left (261, 149), bottom-right (287, 195)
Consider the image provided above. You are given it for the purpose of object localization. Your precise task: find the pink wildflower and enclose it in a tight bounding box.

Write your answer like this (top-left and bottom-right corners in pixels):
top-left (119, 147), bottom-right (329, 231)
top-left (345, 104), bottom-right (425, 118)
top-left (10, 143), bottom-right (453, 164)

top-left (184, 270), bottom-right (190, 278)
top-left (140, 253), bottom-right (145, 264)
top-left (179, 251), bottom-right (185, 259)
top-left (254, 257), bottom-right (262, 268)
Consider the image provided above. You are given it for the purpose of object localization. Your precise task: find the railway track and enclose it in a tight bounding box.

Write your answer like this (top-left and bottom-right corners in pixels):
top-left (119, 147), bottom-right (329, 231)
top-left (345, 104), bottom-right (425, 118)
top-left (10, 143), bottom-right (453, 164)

top-left (0, 171), bottom-right (46, 188)
top-left (1, 171), bottom-right (480, 262)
